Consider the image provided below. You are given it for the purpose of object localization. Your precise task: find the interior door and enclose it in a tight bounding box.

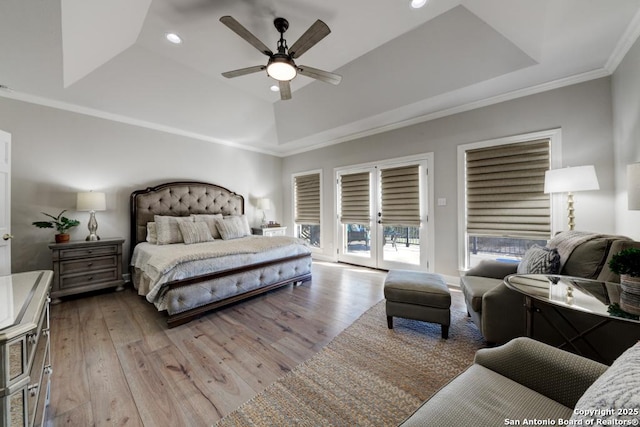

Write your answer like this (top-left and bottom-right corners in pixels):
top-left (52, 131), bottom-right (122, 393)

top-left (0, 130), bottom-right (11, 275)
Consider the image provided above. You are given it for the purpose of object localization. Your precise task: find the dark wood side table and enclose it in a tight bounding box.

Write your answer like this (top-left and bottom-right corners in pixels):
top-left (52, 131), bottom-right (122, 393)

top-left (48, 238), bottom-right (125, 303)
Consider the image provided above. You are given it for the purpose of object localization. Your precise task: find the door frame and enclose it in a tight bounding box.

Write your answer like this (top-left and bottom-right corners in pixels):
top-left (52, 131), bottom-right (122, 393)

top-left (334, 153), bottom-right (434, 272)
top-left (0, 129), bottom-right (11, 275)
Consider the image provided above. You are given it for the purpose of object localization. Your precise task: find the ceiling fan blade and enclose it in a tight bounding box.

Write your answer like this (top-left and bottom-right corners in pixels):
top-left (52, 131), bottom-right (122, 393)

top-left (288, 20), bottom-right (330, 59)
top-left (222, 65), bottom-right (266, 79)
top-left (220, 16), bottom-right (273, 56)
top-left (279, 81), bottom-right (292, 100)
top-left (297, 65), bottom-right (342, 85)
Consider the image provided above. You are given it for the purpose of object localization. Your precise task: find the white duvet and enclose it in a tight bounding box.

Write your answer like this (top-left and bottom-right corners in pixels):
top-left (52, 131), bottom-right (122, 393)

top-left (131, 236), bottom-right (310, 307)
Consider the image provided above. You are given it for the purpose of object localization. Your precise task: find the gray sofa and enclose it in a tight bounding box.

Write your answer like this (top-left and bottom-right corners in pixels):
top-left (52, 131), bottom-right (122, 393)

top-left (460, 231), bottom-right (640, 363)
top-left (400, 337), bottom-right (640, 426)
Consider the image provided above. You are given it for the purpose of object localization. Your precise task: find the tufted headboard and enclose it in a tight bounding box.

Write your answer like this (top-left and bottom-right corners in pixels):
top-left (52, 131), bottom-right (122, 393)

top-left (130, 181), bottom-right (244, 255)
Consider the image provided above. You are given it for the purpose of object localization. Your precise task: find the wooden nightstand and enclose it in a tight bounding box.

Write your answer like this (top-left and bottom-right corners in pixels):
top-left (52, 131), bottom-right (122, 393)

top-left (48, 238), bottom-right (125, 303)
top-left (252, 226), bottom-right (287, 237)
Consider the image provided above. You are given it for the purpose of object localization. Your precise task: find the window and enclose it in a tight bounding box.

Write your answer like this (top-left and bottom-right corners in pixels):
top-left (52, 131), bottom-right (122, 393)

top-left (459, 131), bottom-right (559, 269)
top-left (293, 171), bottom-right (321, 248)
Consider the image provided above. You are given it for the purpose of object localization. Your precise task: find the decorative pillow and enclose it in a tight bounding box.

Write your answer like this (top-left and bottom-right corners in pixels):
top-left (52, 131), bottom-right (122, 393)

top-left (216, 215), bottom-right (249, 240)
top-left (570, 342), bottom-right (640, 423)
top-left (517, 245), bottom-right (561, 275)
top-left (146, 222), bottom-right (157, 244)
top-left (191, 214), bottom-right (223, 239)
top-left (178, 221), bottom-right (213, 245)
top-left (154, 215), bottom-right (193, 245)
top-left (224, 214), bottom-right (251, 236)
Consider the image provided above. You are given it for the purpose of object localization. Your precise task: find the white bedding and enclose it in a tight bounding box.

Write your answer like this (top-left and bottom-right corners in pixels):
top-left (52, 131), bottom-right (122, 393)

top-left (131, 236), bottom-right (310, 308)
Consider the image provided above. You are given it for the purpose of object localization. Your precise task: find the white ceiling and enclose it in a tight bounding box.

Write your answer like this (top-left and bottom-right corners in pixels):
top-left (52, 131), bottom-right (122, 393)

top-left (1, 0), bottom-right (640, 156)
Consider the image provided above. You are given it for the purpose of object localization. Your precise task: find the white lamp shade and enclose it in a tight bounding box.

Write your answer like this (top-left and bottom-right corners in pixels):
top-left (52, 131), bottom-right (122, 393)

top-left (544, 165), bottom-right (600, 193)
top-left (628, 163), bottom-right (640, 210)
top-left (257, 198), bottom-right (271, 210)
top-left (77, 192), bottom-right (106, 211)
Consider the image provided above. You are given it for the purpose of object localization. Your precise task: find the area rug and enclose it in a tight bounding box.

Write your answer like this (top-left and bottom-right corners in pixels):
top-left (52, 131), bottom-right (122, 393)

top-left (217, 299), bottom-right (485, 426)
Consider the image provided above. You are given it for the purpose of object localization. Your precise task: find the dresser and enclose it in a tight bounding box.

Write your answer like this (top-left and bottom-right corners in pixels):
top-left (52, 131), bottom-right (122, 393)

top-left (48, 238), bottom-right (125, 303)
top-left (252, 226), bottom-right (287, 237)
top-left (0, 270), bottom-right (53, 427)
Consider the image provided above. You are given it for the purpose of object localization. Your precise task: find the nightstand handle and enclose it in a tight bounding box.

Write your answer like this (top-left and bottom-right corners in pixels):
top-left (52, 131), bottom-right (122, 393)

top-left (28, 383), bottom-right (39, 396)
top-left (87, 262), bottom-right (93, 266)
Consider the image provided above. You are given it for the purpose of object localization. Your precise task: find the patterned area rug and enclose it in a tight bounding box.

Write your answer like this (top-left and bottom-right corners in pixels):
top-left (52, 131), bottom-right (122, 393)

top-left (217, 299), bottom-right (485, 426)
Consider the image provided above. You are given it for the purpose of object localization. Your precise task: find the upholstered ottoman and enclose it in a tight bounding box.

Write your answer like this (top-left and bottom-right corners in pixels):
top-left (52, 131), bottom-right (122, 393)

top-left (384, 270), bottom-right (451, 338)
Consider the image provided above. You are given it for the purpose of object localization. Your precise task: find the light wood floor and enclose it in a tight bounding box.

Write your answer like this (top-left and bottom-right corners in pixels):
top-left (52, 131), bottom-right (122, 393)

top-left (46, 261), bottom-right (392, 426)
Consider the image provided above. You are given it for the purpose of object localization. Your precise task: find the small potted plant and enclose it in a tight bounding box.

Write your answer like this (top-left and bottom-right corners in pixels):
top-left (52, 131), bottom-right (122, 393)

top-left (32, 210), bottom-right (80, 243)
top-left (609, 247), bottom-right (640, 295)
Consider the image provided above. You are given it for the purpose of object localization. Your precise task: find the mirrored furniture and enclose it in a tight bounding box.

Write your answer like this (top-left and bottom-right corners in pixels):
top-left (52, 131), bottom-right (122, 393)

top-left (0, 271), bottom-right (53, 427)
top-left (505, 274), bottom-right (640, 364)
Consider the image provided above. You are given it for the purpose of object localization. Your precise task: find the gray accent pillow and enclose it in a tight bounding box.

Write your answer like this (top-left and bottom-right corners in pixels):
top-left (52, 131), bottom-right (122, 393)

top-left (191, 214), bottom-right (223, 239)
top-left (146, 222), bottom-right (157, 244)
top-left (216, 215), bottom-right (249, 240)
top-left (517, 245), bottom-right (561, 275)
top-left (154, 215), bottom-right (193, 245)
top-left (178, 221), bottom-right (213, 244)
top-left (570, 342), bottom-right (640, 423)
top-left (224, 214), bottom-right (251, 236)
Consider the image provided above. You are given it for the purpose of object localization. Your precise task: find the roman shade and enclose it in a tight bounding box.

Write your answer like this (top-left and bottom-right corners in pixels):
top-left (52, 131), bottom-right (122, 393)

top-left (340, 172), bottom-right (370, 224)
top-left (294, 173), bottom-right (321, 224)
top-left (380, 165), bottom-right (421, 226)
top-left (466, 139), bottom-right (551, 238)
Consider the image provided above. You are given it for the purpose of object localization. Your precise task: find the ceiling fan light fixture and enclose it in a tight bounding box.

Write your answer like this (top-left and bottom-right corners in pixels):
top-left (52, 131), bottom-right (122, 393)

top-left (165, 32), bottom-right (183, 44)
top-left (410, 0), bottom-right (428, 9)
top-left (267, 56), bottom-right (297, 81)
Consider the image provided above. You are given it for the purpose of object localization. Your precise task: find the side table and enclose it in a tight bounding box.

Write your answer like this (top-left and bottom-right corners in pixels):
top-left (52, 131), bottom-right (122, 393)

top-left (48, 238), bottom-right (125, 303)
top-left (505, 274), bottom-right (640, 364)
top-left (252, 226), bottom-right (287, 237)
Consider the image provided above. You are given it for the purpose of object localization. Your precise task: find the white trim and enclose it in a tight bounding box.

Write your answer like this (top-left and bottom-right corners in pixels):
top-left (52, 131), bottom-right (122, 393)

top-left (605, 7), bottom-right (640, 73)
top-left (0, 90), bottom-right (279, 156)
top-left (278, 69), bottom-right (607, 157)
top-left (291, 169), bottom-right (323, 252)
top-left (0, 68), bottom-right (608, 158)
top-left (456, 129), bottom-right (562, 271)
top-left (333, 153), bottom-right (435, 272)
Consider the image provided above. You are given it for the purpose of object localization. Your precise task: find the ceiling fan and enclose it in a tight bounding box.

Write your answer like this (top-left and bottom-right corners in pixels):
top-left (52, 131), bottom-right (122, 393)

top-left (219, 15), bottom-right (342, 100)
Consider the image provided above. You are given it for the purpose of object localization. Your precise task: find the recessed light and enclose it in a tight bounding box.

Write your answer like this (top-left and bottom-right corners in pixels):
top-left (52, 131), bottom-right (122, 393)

top-left (270, 85), bottom-right (280, 92)
top-left (165, 33), bottom-right (182, 44)
top-left (411, 0), bottom-right (428, 8)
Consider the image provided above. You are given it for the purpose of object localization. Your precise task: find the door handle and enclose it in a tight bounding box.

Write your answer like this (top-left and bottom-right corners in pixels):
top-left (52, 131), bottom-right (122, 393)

top-left (2, 233), bottom-right (13, 241)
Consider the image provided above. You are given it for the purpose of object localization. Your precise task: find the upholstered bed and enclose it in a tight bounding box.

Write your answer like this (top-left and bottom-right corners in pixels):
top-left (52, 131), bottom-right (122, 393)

top-left (129, 181), bottom-right (312, 327)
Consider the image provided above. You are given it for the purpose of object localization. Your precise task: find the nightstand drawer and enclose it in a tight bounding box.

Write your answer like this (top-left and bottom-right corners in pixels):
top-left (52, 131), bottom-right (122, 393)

top-left (58, 244), bottom-right (118, 260)
top-left (59, 255), bottom-right (117, 275)
top-left (60, 269), bottom-right (119, 289)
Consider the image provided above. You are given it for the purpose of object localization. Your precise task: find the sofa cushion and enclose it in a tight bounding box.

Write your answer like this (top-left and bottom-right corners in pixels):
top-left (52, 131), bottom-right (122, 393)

top-left (517, 245), bottom-right (560, 275)
top-left (562, 237), bottom-right (611, 279)
top-left (460, 276), bottom-right (503, 313)
top-left (571, 341), bottom-right (640, 424)
top-left (400, 364), bottom-right (572, 426)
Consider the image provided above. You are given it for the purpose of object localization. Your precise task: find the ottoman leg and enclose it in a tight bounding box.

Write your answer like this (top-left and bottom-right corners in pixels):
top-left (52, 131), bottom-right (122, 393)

top-left (387, 316), bottom-right (393, 329)
top-left (441, 325), bottom-right (449, 339)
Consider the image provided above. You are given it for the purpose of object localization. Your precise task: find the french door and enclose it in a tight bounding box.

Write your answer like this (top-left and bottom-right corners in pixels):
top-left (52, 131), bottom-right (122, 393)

top-left (336, 154), bottom-right (433, 271)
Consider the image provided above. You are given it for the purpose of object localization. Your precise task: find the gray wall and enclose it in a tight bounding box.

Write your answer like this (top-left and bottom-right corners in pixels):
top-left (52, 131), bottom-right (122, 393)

top-left (282, 78), bottom-right (616, 277)
top-left (0, 97), bottom-right (282, 273)
top-left (612, 36), bottom-right (640, 239)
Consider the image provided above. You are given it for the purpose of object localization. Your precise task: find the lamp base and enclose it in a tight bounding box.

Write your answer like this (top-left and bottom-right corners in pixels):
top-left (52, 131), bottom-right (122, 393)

top-left (86, 210), bottom-right (100, 241)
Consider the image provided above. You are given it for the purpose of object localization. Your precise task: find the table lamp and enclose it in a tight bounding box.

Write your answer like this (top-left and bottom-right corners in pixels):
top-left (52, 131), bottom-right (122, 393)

top-left (544, 165), bottom-right (599, 230)
top-left (77, 191), bottom-right (106, 240)
top-left (257, 198), bottom-right (271, 227)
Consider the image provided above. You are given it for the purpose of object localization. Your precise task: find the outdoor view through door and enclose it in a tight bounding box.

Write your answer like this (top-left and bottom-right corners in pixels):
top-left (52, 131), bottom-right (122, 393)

top-left (337, 156), bottom-right (430, 271)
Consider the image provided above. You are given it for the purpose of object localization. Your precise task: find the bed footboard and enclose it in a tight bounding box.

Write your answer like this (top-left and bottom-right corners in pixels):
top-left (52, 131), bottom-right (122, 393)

top-left (164, 253), bottom-right (312, 327)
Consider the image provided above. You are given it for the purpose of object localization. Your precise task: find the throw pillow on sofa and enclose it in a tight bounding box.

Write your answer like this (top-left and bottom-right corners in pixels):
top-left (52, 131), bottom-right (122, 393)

top-left (517, 245), bottom-right (561, 275)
